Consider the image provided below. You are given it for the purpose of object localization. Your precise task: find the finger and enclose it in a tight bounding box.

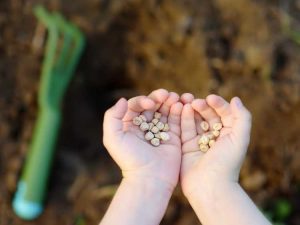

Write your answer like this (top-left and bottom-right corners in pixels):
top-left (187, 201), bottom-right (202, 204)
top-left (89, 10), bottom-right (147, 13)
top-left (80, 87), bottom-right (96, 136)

top-left (206, 94), bottom-right (233, 127)
top-left (159, 92), bottom-right (180, 123)
top-left (149, 89), bottom-right (169, 110)
top-left (181, 104), bottom-right (197, 142)
top-left (123, 96), bottom-right (155, 121)
top-left (180, 93), bottom-right (194, 104)
top-left (182, 136), bottom-right (202, 154)
top-left (128, 96), bottom-right (156, 111)
top-left (195, 112), bottom-right (204, 134)
top-left (230, 97), bottom-right (252, 148)
top-left (103, 98), bottom-right (128, 141)
top-left (142, 89), bottom-right (169, 121)
top-left (168, 102), bottom-right (183, 136)
top-left (191, 99), bottom-right (221, 129)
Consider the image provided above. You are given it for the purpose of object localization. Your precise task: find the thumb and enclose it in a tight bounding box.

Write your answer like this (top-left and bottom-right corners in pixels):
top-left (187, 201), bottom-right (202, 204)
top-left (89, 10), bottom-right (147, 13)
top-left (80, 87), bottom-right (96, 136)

top-left (103, 98), bottom-right (128, 142)
top-left (230, 97), bottom-right (252, 148)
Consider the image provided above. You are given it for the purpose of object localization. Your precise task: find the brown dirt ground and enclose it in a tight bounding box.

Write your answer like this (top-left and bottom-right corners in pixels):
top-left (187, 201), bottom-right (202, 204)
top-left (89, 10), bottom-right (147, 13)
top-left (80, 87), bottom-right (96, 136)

top-left (0, 0), bottom-right (300, 224)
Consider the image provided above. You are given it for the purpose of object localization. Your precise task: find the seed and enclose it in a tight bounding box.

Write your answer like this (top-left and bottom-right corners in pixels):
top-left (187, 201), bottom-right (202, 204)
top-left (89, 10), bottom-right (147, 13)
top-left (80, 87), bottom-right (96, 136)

top-left (199, 144), bottom-right (209, 152)
top-left (154, 133), bottom-right (161, 139)
top-left (154, 112), bottom-right (162, 119)
top-left (148, 122), bottom-right (154, 130)
top-left (200, 121), bottom-right (209, 131)
top-left (152, 118), bottom-right (159, 125)
top-left (212, 130), bottom-right (220, 137)
top-left (213, 122), bottom-right (222, 131)
top-left (160, 132), bottom-right (170, 141)
top-left (139, 115), bottom-right (147, 122)
top-left (145, 132), bottom-right (154, 140)
top-left (162, 123), bottom-right (170, 132)
top-left (133, 116), bottom-right (143, 126)
top-left (140, 122), bottom-right (150, 131)
top-left (198, 135), bottom-right (209, 145)
top-left (156, 121), bottom-right (164, 130)
top-left (151, 138), bottom-right (160, 146)
top-left (209, 139), bottom-right (215, 147)
top-left (133, 112), bottom-right (172, 145)
top-left (151, 126), bottom-right (160, 134)
top-left (206, 132), bottom-right (214, 140)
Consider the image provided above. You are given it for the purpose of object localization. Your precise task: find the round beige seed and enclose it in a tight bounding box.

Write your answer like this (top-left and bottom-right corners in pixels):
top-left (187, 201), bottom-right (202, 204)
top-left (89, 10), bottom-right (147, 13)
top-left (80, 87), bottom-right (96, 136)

top-left (198, 135), bottom-right (209, 145)
top-left (212, 130), bottom-right (220, 137)
top-left (206, 132), bottom-right (214, 140)
top-left (160, 132), bottom-right (170, 141)
top-left (140, 122), bottom-right (150, 131)
top-left (145, 132), bottom-right (154, 141)
top-left (152, 118), bottom-right (159, 125)
top-left (148, 122), bottom-right (154, 130)
top-left (133, 116), bottom-right (143, 126)
top-left (156, 121), bottom-right (164, 130)
top-left (151, 126), bottom-right (160, 134)
top-left (151, 138), bottom-right (160, 146)
top-left (139, 115), bottom-right (147, 122)
top-left (154, 133), bottom-right (161, 139)
top-left (162, 123), bottom-right (170, 132)
top-left (154, 112), bottom-right (162, 119)
top-left (199, 144), bottom-right (209, 152)
top-left (209, 139), bottom-right (215, 147)
top-left (213, 122), bottom-right (223, 131)
top-left (200, 121), bottom-right (209, 131)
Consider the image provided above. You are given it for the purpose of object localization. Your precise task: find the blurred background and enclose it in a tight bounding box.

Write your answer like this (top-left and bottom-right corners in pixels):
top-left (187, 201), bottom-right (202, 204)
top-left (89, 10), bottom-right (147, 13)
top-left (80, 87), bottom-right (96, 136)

top-left (0, 0), bottom-right (300, 224)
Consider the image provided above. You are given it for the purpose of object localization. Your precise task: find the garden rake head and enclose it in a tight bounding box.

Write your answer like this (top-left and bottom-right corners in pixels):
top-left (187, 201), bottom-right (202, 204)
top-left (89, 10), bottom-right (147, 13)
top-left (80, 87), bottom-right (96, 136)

top-left (13, 5), bottom-right (85, 220)
top-left (35, 5), bottom-right (85, 109)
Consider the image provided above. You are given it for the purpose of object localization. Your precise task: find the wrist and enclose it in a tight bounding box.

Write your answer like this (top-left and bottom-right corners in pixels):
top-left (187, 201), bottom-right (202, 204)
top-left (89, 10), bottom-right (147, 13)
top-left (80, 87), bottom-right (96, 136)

top-left (122, 168), bottom-right (178, 194)
top-left (184, 176), bottom-right (239, 202)
top-left (184, 179), bottom-right (271, 225)
top-left (121, 176), bottom-right (174, 200)
top-left (100, 174), bottom-right (174, 225)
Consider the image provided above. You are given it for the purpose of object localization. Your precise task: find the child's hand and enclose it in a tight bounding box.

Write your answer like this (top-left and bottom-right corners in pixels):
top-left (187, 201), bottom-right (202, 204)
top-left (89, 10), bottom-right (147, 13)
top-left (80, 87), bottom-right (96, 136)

top-left (180, 94), bottom-right (252, 197)
top-left (103, 89), bottom-right (182, 191)
top-left (101, 92), bottom-right (270, 225)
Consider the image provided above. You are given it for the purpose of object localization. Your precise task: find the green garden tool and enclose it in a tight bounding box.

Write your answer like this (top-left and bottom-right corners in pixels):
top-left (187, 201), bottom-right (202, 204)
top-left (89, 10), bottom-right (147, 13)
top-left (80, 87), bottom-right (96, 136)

top-left (13, 6), bottom-right (85, 220)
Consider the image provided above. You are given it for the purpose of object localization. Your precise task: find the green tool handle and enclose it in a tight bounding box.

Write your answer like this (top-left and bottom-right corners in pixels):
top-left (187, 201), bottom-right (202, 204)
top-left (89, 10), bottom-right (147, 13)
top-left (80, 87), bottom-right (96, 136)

top-left (15, 108), bottom-right (61, 204)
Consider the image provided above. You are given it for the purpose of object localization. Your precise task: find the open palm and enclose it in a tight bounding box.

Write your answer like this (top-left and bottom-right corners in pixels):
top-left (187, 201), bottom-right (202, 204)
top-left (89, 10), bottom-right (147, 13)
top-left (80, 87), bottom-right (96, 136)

top-left (103, 89), bottom-right (183, 189)
top-left (179, 94), bottom-right (252, 196)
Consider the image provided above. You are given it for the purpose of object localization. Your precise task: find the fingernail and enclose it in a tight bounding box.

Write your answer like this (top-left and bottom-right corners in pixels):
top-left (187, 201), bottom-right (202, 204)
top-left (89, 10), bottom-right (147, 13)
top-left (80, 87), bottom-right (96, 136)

top-left (235, 97), bottom-right (243, 108)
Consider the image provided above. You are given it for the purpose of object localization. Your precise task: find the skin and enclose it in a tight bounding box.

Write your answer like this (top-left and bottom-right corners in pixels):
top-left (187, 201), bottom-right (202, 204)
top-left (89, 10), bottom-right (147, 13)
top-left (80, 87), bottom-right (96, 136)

top-left (100, 90), bottom-right (271, 225)
top-left (180, 94), bottom-right (271, 225)
top-left (180, 94), bottom-right (249, 193)
top-left (100, 89), bottom-right (183, 225)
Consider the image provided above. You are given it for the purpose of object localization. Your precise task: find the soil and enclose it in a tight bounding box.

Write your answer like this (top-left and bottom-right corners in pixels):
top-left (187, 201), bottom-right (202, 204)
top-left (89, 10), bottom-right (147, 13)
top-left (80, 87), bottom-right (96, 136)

top-left (1, 0), bottom-right (300, 224)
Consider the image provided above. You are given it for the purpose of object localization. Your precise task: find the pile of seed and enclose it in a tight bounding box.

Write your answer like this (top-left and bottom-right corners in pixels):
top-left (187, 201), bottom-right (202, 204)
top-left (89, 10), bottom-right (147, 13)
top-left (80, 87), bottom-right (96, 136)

top-left (198, 121), bottom-right (223, 152)
top-left (132, 112), bottom-right (170, 147)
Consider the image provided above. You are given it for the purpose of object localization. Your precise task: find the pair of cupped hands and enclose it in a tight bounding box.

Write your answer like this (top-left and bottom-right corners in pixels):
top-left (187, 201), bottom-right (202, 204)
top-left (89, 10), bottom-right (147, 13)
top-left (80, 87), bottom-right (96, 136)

top-left (103, 89), bottom-right (252, 197)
